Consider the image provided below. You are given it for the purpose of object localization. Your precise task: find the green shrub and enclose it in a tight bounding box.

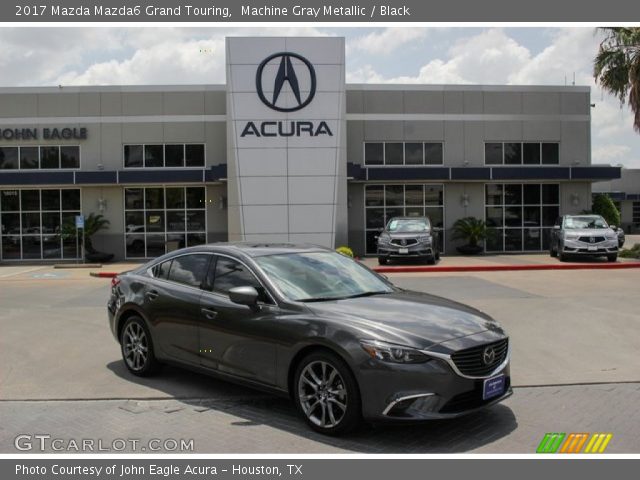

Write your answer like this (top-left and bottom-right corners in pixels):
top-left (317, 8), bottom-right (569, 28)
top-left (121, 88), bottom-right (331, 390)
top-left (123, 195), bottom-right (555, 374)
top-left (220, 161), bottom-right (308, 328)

top-left (336, 246), bottom-right (354, 258)
top-left (592, 193), bottom-right (621, 226)
top-left (619, 243), bottom-right (640, 259)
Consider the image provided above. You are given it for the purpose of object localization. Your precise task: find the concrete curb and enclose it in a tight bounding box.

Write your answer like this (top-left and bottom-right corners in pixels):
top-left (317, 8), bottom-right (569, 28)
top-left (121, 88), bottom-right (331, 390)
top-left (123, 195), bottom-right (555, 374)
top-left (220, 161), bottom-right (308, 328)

top-left (374, 262), bottom-right (640, 273)
top-left (89, 272), bottom-right (118, 278)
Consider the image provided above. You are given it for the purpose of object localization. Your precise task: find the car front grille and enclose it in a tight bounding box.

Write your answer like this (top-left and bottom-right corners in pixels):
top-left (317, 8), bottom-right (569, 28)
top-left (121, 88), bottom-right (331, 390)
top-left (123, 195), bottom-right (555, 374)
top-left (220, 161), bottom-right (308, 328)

top-left (390, 238), bottom-right (418, 246)
top-left (450, 338), bottom-right (509, 377)
top-left (578, 236), bottom-right (606, 243)
top-left (439, 376), bottom-right (511, 414)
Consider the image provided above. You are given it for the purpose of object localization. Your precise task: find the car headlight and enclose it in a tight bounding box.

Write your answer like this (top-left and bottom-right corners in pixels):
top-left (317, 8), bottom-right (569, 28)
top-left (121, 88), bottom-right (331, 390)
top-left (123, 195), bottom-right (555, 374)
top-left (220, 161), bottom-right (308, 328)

top-left (606, 234), bottom-right (617, 240)
top-left (377, 235), bottom-right (391, 245)
top-left (360, 340), bottom-right (430, 364)
top-left (418, 236), bottom-right (432, 244)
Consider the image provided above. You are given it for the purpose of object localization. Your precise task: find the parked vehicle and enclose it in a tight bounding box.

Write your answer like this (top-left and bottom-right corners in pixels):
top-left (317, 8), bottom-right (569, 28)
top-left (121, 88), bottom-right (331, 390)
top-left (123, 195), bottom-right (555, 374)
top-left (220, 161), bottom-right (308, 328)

top-left (108, 243), bottom-right (511, 435)
top-left (376, 217), bottom-right (440, 265)
top-left (613, 226), bottom-right (625, 248)
top-left (550, 214), bottom-right (619, 262)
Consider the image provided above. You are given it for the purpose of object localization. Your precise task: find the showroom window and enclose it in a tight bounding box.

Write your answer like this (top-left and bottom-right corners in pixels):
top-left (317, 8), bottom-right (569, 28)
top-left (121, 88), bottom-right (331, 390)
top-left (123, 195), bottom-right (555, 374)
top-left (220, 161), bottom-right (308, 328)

top-left (364, 184), bottom-right (444, 255)
top-left (123, 144), bottom-right (205, 168)
top-left (124, 186), bottom-right (207, 259)
top-left (485, 183), bottom-right (560, 252)
top-left (0, 188), bottom-right (81, 260)
top-left (484, 142), bottom-right (559, 165)
top-left (0, 146), bottom-right (80, 170)
top-left (364, 142), bottom-right (444, 166)
top-left (633, 201), bottom-right (640, 225)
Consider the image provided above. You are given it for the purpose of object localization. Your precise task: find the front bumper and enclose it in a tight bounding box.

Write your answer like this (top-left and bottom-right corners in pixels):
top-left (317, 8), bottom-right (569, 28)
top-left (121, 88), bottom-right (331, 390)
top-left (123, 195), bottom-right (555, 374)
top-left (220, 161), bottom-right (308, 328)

top-left (378, 243), bottom-right (434, 258)
top-left (356, 331), bottom-right (512, 422)
top-left (561, 238), bottom-right (618, 255)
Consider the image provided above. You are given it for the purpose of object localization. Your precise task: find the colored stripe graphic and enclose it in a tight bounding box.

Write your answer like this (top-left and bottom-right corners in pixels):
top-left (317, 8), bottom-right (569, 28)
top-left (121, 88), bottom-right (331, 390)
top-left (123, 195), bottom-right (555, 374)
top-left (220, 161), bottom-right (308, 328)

top-left (537, 433), bottom-right (613, 453)
top-left (584, 433), bottom-right (613, 453)
top-left (537, 433), bottom-right (565, 453)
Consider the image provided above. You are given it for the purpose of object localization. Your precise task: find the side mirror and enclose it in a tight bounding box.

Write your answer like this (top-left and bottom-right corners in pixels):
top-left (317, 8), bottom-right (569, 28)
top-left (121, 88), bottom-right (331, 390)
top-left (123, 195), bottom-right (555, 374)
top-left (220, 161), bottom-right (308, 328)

top-left (229, 286), bottom-right (260, 310)
top-left (553, 225), bottom-right (561, 230)
top-left (610, 225), bottom-right (617, 231)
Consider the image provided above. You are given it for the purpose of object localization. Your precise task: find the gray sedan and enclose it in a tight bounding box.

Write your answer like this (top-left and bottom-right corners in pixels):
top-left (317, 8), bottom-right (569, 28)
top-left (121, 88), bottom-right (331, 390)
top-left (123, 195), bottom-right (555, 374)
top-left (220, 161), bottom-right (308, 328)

top-left (108, 243), bottom-right (511, 435)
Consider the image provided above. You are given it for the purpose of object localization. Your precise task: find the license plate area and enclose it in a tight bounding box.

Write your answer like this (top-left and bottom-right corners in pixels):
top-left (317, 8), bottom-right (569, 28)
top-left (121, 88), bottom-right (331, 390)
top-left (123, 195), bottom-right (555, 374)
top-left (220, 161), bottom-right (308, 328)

top-left (399, 247), bottom-right (409, 254)
top-left (587, 246), bottom-right (598, 251)
top-left (482, 374), bottom-right (505, 400)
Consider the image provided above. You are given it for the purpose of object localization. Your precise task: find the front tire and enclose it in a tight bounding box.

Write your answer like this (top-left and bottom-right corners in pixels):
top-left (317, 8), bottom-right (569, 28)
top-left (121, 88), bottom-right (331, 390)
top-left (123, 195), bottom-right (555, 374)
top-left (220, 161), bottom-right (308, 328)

top-left (607, 254), bottom-right (618, 262)
top-left (378, 256), bottom-right (388, 265)
top-left (293, 351), bottom-right (361, 435)
top-left (120, 315), bottom-right (159, 377)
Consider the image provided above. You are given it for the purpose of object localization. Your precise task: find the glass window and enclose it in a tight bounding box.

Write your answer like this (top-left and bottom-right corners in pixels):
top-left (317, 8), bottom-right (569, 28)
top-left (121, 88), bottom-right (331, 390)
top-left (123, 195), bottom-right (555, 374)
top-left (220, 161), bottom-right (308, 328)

top-left (167, 211), bottom-right (186, 232)
top-left (504, 184), bottom-right (522, 205)
top-left (1, 190), bottom-right (20, 211)
top-left (524, 228), bottom-right (541, 251)
top-left (166, 188), bottom-right (185, 209)
top-left (504, 229), bottom-right (522, 251)
top-left (213, 256), bottom-right (263, 297)
top-left (21, 190), bottom-right (40, 211)
top-left (523, 184), bottom-right (541, 205)
top-left (485, 143), bottom-right (503, 165)
top-left (0, 147), bottom-right (18, 169)
top-left (542, 184), bottom-right (559, 204)
top-left (404, 143), bottom-right (423, 165)
top-left (185, 144), bottom-right (205, 167)
top-left (504, 206), bottom-right (523, 227)
top-left (424, 185), bottom-right (443, 206)
top-left (365, 208), bottom-right (384, 229)
top-left (364, 143), bottom-right (383, 165)
top-left (542, 143), bottom-right (559, 164)
top-left (365, 185), bottom-right (384, 207)
top-left (152, 260), bottom-right (172, 280)
top-left (144, 145), bottom-right (164, 167)
top-left (41, 190), bottom-right (61, 211)
top-left (19, 147), bottom-right (39, 169)
top-left (164, 145), bottom-right (184, 167)
top-left (186, 187), bottom-right (205, 209)
top-left (523, 206), bottom-right (541, 227)
top-left (424, 143), bottom-right (443, 165)
top-left (145, 211), bottom-right (165, 232)
top-left (1, 213), bottom-right (20, 234)
top-left (486, 207), bottom-right (503, 228)
top-left (504, 143), bottom-right (522, 165)
top-left (125, 188), bottom-right (144, 210)
top-left (405, 185), bottom-right (423, 206)
top-left (486, 184), bottom-right (503, 206)
top-left (61, 189), bottom-right (80, 210)
top-left (145, 188), bottom-right (164, 209)
top-left (523, 143), bottom-right (541, 164)
top-left (385, 185), bottom-right (404, 206)
top-left (167, 254), bottom-right (210, 288)
top-left (384, 143), bottom-right (404, 165)
top-left (124, 145), bottom-right (143, 168)
top-left (60, 146), bottom-right (80, 169)
top-left (40, 147), bottom-right (60, 169)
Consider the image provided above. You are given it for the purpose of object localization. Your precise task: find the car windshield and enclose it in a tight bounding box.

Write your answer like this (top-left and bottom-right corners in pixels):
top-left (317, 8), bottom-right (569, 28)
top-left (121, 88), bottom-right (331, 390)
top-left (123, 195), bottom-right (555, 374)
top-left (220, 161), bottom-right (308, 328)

top-left (255, 251), bottom-right (394, 302)
top-left (387, 218), bottom-right (430, 233)
top-left (564, 216), bottom-right (609, 229)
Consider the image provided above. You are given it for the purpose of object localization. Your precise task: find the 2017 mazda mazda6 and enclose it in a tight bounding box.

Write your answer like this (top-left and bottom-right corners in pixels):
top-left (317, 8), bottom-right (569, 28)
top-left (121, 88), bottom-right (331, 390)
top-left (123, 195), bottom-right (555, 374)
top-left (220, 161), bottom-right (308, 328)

top-left (108, 243), bottom-right (511, 435)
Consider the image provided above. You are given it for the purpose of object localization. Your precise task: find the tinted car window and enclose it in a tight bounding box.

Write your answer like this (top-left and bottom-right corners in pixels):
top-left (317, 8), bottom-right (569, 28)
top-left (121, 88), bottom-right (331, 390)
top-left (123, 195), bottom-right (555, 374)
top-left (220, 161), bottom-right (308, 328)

top-left (152, 260), bottom-right (172, 280)
top-left (167, 254), bottom-right (210, 288)
top-left (213, 256), bottom-right (270, 303)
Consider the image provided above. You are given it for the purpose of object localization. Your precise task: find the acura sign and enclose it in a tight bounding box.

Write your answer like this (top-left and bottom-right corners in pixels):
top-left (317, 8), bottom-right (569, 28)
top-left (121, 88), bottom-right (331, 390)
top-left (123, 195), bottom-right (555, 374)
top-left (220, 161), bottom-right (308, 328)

top-left (256, 52), bottom-right (316, 112)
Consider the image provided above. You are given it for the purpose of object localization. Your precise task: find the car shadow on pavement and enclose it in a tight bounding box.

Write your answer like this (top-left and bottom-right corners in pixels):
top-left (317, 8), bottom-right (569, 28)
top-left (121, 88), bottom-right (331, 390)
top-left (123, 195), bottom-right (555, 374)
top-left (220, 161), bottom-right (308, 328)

top-left (107, 361), bottom-right (517, 453)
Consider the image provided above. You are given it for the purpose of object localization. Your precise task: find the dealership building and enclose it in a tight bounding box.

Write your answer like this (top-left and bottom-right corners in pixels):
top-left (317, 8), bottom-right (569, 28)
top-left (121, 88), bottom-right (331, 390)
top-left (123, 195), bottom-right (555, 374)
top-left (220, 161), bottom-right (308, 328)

top-left (594, 169), bottom-right (640, 233)
top-left (0, 36), bottom-right (622, 261)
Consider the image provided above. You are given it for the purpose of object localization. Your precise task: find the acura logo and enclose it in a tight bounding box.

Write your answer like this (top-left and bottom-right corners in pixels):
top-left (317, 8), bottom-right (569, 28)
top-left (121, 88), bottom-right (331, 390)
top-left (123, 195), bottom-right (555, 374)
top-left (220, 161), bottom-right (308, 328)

top-left (256, 52), bottom-right (316, 112)
top-left (590, 237), bottom-right (595, 244)
top-left (483, 347), bottom-right (496, 365)
top-left (400, 239), bottom-right (407, 246)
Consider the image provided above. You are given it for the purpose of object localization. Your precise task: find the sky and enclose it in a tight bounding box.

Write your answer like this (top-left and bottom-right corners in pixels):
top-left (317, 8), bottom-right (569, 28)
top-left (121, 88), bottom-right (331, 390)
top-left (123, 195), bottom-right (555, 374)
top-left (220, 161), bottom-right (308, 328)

top-left (1, 26), bottom-right (639, 169)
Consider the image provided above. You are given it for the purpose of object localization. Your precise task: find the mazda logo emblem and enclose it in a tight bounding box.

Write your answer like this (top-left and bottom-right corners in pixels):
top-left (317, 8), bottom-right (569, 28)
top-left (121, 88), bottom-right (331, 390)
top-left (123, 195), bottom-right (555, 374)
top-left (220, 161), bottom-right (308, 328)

top-left (256, 52), bottom-right (316, 112)
top-left (483, 347), bottom-right (496, 365)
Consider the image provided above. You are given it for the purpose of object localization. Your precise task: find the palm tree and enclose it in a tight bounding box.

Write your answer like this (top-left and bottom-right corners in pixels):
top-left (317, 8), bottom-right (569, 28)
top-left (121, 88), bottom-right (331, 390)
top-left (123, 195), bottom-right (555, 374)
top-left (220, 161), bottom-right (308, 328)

top-left (594, 27), bottom-right (640, 132)
top-left (61, 213), bottom-right (110, 255)
top-left (452, 217), bottom-right (493, 254)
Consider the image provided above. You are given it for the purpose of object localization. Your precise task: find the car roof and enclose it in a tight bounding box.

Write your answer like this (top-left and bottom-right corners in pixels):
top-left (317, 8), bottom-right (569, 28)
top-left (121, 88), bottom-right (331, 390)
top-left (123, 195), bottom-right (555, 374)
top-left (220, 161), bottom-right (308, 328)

top-left (174, 242), bottom-right (331, 258)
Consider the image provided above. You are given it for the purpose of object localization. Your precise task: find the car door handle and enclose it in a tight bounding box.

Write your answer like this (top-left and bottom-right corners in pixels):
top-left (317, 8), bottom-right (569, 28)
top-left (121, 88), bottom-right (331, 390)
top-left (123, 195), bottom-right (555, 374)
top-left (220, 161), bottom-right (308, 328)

top-left (146, 290), bottom-right (159, 300)
top-left (201, 307), bottom-right (218, 320)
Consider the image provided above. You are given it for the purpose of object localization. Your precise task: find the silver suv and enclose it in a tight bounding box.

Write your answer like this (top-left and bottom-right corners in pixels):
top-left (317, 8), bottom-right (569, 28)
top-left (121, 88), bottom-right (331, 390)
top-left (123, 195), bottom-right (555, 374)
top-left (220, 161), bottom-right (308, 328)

top-left (376, 216), bottom-right (440, 265)
top-left (550, 214), bottom-right (619, 262)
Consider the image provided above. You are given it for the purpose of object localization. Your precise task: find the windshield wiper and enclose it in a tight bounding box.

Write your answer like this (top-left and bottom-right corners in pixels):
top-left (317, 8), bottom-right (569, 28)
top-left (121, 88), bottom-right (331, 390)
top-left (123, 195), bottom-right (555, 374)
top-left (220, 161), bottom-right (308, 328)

top-left (298, 296), bottom-right (347, 303)
top-left (342, 290), bottom-right (393, 299)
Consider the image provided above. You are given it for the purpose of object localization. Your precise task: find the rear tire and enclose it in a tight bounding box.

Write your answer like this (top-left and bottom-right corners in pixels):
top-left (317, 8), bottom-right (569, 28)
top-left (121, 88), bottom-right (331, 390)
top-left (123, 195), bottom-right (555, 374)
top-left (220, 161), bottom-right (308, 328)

top-left (607, 254), bottom-right (618, 262)
top-left (426, 255), bottom-right (436, 265)
top-left (558, 251), bottom-right (567, 262)
top-left (120, 315), bottom-right (159, 377)
top-left (378, 256), bottom-right (388, 265)
top-left (293, 351), bottom-right (361, 436)
top-left (550, 246), bottom-right (557, 257)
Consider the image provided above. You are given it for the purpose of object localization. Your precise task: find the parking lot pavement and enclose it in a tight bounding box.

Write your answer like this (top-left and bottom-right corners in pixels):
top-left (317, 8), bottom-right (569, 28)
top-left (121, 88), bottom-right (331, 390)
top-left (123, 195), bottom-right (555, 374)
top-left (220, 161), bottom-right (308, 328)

top-left (1, 265), bottom-right (639, 453)
top-left (2, 382), bottom-right (639, 453)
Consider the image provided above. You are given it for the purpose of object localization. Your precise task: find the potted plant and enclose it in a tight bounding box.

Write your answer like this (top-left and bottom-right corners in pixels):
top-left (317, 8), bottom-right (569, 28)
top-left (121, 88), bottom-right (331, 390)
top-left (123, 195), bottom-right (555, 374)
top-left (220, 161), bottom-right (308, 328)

top-left (61, 213), bottom-right (114, 262)
top-left (452, 217), bottom-right (492, 255)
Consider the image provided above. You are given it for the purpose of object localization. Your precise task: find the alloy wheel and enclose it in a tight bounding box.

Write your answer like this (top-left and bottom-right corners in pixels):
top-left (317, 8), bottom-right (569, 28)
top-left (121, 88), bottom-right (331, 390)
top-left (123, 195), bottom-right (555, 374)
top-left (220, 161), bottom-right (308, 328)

top-left (122, 322), bottom-right (149, 371)
top-left (298, 361), bottom-right (348, 429)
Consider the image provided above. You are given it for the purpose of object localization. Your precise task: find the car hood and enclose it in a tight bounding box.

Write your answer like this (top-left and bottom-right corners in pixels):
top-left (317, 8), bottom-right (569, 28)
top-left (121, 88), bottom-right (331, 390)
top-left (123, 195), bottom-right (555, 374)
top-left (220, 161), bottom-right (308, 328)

top-left (384, 231), bottom-right (431, 239)
top-left (305, 290), bottom-right (503, 349)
